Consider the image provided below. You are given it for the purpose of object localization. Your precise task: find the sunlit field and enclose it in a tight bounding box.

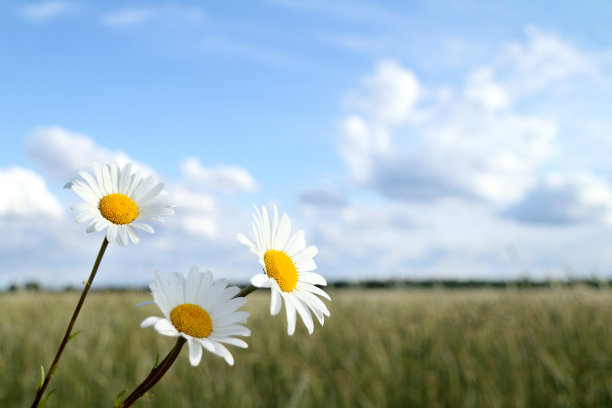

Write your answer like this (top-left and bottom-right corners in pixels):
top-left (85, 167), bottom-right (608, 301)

top-left (3, 287), bottom-right (612, 407)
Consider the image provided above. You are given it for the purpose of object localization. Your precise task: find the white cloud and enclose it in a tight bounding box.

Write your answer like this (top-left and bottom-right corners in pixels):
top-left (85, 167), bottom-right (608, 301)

top-left (26, 126), bottom-right (151, 182)
top-left (0, 167), bottom-right (63, 218)
top-left (345, 60), bottom-right (421, 127)
top-left (336, 27), bottom-right (600, 207)
top-left (505, 172), bottom-right (612, 225)
top-left (496, 26), bottom-right (597, 97)
top-left (19, 1), bottom-right (75, 23)
top-left (464, 67), bottom-right (510, 111)
top-left (101, 5), bottom-right (206, 28)
top-left (168, 185), bottom-right (218, 238)
top-left (101, 8), bottom-right (156, 27)
top-left (339, 66), bottom-right (558, 204)
top-left (299, 185), bottom-right (346, 207)
top-left (337, 115), bottom-right (374, 183)
top-left (317, 25), bottom-right (612, 282)
top-left (180, 157), bottom-right (258, 193)
top-left (2, 132), bottom-right (260, 287)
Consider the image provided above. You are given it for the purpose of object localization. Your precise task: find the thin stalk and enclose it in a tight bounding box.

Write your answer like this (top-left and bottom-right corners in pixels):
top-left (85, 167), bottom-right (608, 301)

top-left (118, 285), bottom-right (259, 407)
top-left (31, 237), bottom-right (109, 408)
top-left (236, 284), bottom-right (257, 298)
top-left (118, 337), bottom-right (186, 408)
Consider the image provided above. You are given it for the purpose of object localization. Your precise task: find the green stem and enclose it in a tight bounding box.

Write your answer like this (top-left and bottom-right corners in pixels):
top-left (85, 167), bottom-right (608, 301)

top-left (31, 237), bottom-right (109, 408)
top-left (118, 284), bottom-right (258, 407)
top-left (118, 337), bottom-right (186, 408)
top-left (236, 284), bottom-right (257, 298)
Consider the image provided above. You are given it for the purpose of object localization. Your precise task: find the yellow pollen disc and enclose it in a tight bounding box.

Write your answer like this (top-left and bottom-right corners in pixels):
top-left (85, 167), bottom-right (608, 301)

top-left (99, 193), bottom-right (139, 225)
top-left (170, 303), bottom-right (213, 338)
top-left (264, 250), bottom-right (298, 292)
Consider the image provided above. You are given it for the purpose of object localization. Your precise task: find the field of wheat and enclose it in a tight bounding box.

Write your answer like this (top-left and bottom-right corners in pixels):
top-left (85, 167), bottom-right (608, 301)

top-left (2, 287), bottom-right (612, 407)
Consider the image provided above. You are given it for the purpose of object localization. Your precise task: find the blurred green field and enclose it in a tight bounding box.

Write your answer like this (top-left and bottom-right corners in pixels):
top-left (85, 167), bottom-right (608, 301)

top-left (2, 287), bottom-right (612, 407)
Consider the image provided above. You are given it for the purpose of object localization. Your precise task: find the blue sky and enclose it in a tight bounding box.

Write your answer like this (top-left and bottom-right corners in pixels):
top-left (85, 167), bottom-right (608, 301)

top-left (2, 0), bottom-right (612, 287)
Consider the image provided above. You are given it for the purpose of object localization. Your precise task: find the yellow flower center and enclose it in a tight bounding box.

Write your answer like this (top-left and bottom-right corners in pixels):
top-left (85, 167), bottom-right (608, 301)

top-left (99, 193), bottom-right (139, 225)
top-left (170, 303), bottom-right (213, 338)
top-left (264, 250), bottom-right (298, 292)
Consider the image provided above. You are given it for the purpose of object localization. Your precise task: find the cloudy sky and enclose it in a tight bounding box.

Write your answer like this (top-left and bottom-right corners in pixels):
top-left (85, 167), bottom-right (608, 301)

top-left (2, 0), bottom-right (612, 288)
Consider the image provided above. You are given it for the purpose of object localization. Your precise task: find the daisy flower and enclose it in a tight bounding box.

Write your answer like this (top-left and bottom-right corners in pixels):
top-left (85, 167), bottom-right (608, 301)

top-left (65, 161), bottom-right (174, 246)
top-left (237, 205), bottom-right (330, 335)
top-left (141, 266), bottom-right (250, 366)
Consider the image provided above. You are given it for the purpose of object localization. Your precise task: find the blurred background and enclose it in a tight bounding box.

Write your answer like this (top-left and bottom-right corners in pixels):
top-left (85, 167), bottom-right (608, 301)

top-left (2, 0), bottom-right (612, 288)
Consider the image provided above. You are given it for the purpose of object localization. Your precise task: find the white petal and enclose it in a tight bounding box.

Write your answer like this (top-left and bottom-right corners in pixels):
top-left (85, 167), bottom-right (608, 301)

top-left (131, 223), bottom-right (155, 234)
top-left (188, 339), bottom-right (203, 366)
top-left (126, 226), bottom-right (140, 245)
top-left (299, 272), bottom-right (327, 286)
top-left (270, 205), bottom-right (279, 247)
top-left (295, 287), bottom-right (330, 317)
top-left (210, 297), bottom-right (244, 316)
top-left (285, 230), bottom-right (306, 256)
top-left (118, 162), bottom-right (132, 194)
top-left (290, 293), bottom-right (314, 334)
top-left (85, 220), bottom-right (97, 233)
top-left (140, 316), bottom-right (162, 328)
top-left (236, 233), bottom-right (256, 253)
top-left (199, 278), bottom-right (227, 310)
top-left (298, 282), bottom-right (331, 301)
top-left (210, 325), bottom-right (251, 337)
top-left (75, 211), bottom-right (95, 223)
top-left (105, 224), bottom-right (117, 241)
top-left (116, 227), bottom-right (128, 246)
top-left (215, 342), bottom-right (234, 366)
top-left (198, 337), bottom-right (217, 353)
top-left (270, 285), bottom-right (282, 316)
top-left (296, 258), bottom-right (317, 273)
top-left (154, 319), bottom-right (179, 337)
top-left (282, 292), bottom-right (297, 336)
top-left (276, 213), bottom-right (291, 250)
top-left (213, 311), bottom-right (249, 326)
top-left (185, 265), bottom-right (203, 302)
top-left (293, 245), bottom-right (318, 264)
top-left (250, 273), bottom-right (270, 288)
top-left (194, 271), bottom-right (214, 304)
top-left (209, 336), bottom-right (248, 349)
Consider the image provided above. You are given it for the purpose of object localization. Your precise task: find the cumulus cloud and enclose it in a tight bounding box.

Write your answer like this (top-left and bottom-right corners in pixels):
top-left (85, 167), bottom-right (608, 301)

top-left (180, 157), bottom-right (258, 193)
top-left (26, 126), bottom-right (150, 182)
top-left (299, 185), bottom-right (347, 208)
top-left (344, 60), bottom-right (421, 127)
top-left (0, 167), bottom-right (63, 218)
top-left (464, 67), bottom-right (510, 111)
top-left (19, 1), bottom-right (75, 23)
top-left (337, 28), bottom-right (599, 206)
top-left (168, 185), bottom-right (218, 238)
top-left (495, 26), bottom-right (597, 97)
top-left (505, 172), bottom-right (612, 225)
top-left (339, 80), bottom-right (558, 204)
top-left (4, 129), bottom-right (263, 287)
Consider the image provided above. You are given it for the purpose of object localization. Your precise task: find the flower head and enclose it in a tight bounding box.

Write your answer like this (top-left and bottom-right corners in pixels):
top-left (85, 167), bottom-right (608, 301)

top-left (141, 266), bottom-right (250, 366)
top-left (65, 161), bottom-right (174, 246)
top-left (237, 205), bottom-right (330, 335)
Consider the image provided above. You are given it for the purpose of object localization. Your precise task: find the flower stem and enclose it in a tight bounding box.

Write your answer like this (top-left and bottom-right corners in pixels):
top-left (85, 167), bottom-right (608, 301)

top-left (118, 284), bottom-right (258, 407)
top-left (236, 284), bottom-right (257, 298)
top-left (31, 237), bottom-right (109, 408)
top-left (118, 337), bottom-right (186, 408)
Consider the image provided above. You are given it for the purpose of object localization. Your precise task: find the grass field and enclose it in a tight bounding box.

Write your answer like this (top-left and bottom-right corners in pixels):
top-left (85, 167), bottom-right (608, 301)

top-left (2, 287), bottom-right (612, 407)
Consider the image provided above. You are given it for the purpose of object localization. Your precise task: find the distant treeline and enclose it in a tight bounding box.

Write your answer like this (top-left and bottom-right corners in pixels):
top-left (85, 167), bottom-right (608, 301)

top-left (329, 278), bottom-right (612, 289)
top-left (4, 278), bottom-right (612, 293)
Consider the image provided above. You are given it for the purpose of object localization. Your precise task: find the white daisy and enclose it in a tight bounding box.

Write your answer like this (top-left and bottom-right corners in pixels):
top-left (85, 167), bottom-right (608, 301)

top-left (64, 161), bottom-right (174, 246)
top-left (140, 266), bottom-right (250, 366)
top-left (237, 205), bottom-right (330, 335)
